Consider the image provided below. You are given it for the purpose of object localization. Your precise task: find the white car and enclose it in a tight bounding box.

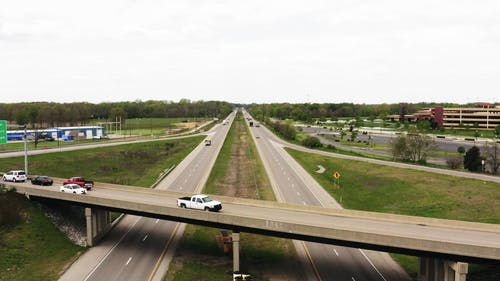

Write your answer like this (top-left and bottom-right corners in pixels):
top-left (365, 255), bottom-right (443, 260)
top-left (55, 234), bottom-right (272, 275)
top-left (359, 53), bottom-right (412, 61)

top-left (3, 170), bottom-right (27, 182)
top-left (60, 184), bottom-right (87, 194)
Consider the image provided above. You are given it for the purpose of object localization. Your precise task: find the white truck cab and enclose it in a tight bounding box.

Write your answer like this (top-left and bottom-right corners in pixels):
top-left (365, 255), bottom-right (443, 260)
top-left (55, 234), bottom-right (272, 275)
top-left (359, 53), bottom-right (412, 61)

top-left (177, 194), bottom-right (222, 212)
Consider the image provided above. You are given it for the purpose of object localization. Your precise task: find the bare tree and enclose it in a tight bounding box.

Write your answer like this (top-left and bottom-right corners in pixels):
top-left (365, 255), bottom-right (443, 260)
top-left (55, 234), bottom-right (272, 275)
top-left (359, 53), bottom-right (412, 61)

top-left (391, 134), bottom-right (436, 163)
top-left (446, 156), bottom-right (463, 169)
top-left (483, 141), bottom-right (499, 174)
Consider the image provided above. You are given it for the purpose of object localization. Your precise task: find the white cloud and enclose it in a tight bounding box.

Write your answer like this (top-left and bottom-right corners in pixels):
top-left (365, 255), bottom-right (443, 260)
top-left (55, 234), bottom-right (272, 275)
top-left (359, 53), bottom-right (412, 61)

top-left (0, 0), bottom-right (499, 104)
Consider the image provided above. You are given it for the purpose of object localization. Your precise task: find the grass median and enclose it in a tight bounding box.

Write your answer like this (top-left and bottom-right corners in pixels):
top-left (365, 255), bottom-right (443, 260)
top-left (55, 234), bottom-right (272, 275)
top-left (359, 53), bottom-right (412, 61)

top-left (165, 111), bottom-right (303, 281)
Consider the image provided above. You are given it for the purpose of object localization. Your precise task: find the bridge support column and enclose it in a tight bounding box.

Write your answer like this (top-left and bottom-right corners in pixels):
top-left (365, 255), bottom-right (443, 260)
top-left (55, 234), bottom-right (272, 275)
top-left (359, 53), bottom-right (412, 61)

top-left (232, 231), bottom-right (240, 273)
top-left (85, 207), bottom-right (112, 247)
top-left (418, 257), bottom-right (468, 281)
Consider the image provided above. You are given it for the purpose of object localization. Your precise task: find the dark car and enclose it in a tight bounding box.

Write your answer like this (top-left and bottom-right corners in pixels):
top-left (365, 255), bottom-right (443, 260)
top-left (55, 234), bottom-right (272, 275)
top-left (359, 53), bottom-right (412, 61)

top-left (31, 176), bottom-right (53, 186)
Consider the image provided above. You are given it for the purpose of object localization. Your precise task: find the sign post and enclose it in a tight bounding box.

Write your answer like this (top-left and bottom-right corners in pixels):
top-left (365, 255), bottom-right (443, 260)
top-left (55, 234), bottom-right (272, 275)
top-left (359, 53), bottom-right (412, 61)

top-left (333, 171), bottom-right (342, 203)
top-left (0, 120), bottom-right (7, 144)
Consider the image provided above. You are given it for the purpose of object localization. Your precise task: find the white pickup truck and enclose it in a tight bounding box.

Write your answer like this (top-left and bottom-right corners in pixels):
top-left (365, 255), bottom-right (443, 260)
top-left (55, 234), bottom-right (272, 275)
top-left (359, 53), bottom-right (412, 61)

top-left (177, 194), bottom-right (222, 212)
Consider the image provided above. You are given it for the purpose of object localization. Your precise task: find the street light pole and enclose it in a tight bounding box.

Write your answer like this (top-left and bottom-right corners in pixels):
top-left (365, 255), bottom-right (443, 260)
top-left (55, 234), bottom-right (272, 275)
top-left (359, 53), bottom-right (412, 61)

top-left (23, 125), bottom-right (28, 176)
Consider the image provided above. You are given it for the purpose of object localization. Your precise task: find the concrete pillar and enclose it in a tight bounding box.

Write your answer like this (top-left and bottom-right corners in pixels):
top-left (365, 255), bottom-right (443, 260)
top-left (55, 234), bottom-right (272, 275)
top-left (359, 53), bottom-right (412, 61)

top-left (233, 231), bottom-right (240, 273)
top-left (85, 207), bottom-right (112, 247)
top-left (418, 257), bottom-right (468, 281)
top-left (444, 261), bottom-right (468, 281)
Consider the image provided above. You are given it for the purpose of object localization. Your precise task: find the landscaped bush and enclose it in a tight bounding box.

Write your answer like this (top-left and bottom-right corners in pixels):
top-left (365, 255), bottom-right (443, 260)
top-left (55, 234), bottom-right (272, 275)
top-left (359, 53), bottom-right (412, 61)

top-left (302, 136), bottom-right (322, 148)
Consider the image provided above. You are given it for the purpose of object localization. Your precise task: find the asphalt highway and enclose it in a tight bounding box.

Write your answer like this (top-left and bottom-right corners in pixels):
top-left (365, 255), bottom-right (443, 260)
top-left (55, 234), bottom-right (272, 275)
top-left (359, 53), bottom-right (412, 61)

top-left (245, 111), bottom-right (412, 281)
top-left (59, 112), bottom-right (235, 281)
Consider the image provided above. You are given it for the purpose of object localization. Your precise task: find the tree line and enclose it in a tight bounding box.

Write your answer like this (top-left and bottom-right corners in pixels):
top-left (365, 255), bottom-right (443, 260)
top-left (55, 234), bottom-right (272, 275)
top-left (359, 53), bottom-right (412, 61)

top-left (247, 102), bottom-right (474, 122)
top-left (0, 100), bottom-right (233, 128)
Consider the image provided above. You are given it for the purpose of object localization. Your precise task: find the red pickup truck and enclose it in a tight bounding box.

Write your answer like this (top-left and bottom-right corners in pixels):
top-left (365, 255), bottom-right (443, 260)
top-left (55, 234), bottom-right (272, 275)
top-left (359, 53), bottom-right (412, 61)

top-left (63, 177), bottom-right (94, 190)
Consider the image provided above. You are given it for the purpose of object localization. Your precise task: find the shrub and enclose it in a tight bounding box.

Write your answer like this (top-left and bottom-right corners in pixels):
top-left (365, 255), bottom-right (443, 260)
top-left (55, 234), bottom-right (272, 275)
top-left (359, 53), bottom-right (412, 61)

top-left (464, 146), bottom-right (482, 172)
top-left (302, 136), bottom-right (322, 148)
top-left (326, 144), bottom-right (336, 150)
top-left (446, 156), bottom-right (463, 169)
top-left (457, 146), bottom-right (465, 154)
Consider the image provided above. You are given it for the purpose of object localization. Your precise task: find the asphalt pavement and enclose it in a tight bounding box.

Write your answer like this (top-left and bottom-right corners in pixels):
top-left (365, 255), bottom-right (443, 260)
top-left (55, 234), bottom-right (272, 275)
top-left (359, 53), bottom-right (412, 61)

top-left (246, 110), bottom-right (411, 281)
top-left (58, 112), bottom-right (235, 281)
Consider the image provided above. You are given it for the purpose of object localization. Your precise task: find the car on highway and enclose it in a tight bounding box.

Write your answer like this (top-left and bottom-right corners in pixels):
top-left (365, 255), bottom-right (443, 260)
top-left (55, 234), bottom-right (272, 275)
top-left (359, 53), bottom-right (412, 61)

top-left (2, 170), bottom-right (27, 182)
top-left (63, 177), bottom-right (94, 190)
top-left (60, 183), bottom-right (87, 194)
top-left (177, 194), bottom-right (222, 212)
top-left (31, 176), bottom-right (53, 186)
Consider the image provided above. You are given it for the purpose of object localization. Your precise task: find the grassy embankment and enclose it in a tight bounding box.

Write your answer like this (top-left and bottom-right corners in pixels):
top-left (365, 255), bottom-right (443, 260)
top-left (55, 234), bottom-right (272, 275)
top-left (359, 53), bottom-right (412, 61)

top-left (285, 147), bottom-right (500, 279)
top-left (0, 136), bottom-right (203, 281)
top-left (165, 112), bottom-right (303, 281)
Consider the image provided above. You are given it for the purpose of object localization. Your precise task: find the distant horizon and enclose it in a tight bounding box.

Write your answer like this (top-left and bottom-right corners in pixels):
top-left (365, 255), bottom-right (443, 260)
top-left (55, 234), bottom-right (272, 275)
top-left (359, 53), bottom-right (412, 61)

top-left (0, 99), bottom-right (498, 106)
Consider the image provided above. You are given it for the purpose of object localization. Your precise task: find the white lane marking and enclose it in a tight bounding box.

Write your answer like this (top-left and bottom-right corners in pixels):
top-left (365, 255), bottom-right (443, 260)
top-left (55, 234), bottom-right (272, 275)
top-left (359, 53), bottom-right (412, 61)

top-left (291, 183), bottom-right (295, 187)
top-left (83, 217), bottom-right (141, 281)
top-left (287, 177), bottom-right (290, 181)
top-left (359, 249), bottom-right (387, 281)
top-left (302, 202), bottom-right (307, 205)
top-left (126, 257), bottom-right (132, 265)
top-left (142, 234), bottom-right (148, 242)
top-left (296, 192), bottom-right (301, 196)
top-left (351, 277), bottom-right (356, 281)
top-left (333, 249), bottom-right (339, 256)
top-left (155, 219), bottom-right (160, 224)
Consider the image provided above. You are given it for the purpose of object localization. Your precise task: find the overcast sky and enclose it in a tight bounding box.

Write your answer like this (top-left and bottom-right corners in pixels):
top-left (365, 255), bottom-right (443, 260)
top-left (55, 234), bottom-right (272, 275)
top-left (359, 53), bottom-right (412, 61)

top-left (1, 1), bottom-right (499, 105)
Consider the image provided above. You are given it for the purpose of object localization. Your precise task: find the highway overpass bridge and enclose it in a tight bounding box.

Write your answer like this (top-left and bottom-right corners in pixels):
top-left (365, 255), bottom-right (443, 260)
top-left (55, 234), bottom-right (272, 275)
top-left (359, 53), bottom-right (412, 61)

top-left (6, 180), bottom-right (500, 281)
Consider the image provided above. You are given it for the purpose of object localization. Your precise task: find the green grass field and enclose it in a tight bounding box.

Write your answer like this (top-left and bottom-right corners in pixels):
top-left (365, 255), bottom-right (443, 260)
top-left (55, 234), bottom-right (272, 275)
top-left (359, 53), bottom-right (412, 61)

top-left (285, 147), bottom-right (500, 278)
top-left (99, 117), bottom-right (211, 137)
top-left (0, 137), bottom-right (203, 187)
top-left (0, 190), bottom-right (84, 281)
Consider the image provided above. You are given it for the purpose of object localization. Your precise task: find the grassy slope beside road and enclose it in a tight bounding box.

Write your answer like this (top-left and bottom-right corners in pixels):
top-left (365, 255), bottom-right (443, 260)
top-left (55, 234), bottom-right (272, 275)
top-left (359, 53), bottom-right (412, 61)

top-left (286, 147), bottom-right (500, 279)
top-left (165, 112), bottom-right (304, 281)
top-left (0, 136), bottom-right (203, 281)
top-left (0, 136), bottom-right (204, 187)
top-left (0, 190), bottom-right (83, 281)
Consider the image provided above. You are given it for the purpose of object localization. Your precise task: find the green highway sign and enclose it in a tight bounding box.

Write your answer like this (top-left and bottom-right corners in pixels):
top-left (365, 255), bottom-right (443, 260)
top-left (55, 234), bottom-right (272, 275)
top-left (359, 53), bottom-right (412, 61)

top-left (0, 120), bottom-right (6, 144)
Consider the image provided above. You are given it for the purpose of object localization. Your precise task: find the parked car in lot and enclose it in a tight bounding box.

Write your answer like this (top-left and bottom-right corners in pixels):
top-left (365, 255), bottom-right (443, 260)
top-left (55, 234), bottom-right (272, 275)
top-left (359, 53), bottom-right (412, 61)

top-left (31, 176), bottom-right (53, 186)
top-left (60, 184), bottom-right (87, 194)
top-left (2, 170), bottom-right (27, 182)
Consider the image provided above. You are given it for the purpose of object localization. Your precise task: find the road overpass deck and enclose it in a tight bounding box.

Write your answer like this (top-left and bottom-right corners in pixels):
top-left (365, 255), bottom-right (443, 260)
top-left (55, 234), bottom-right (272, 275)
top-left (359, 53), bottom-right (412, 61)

top-left (7, 180), bottom-right (500, 264)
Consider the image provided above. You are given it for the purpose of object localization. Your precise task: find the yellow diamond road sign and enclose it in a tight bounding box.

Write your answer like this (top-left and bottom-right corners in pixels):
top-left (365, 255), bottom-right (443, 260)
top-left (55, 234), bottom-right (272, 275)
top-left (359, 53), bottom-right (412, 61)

top-left (333, 171), bottom-right (341, 179)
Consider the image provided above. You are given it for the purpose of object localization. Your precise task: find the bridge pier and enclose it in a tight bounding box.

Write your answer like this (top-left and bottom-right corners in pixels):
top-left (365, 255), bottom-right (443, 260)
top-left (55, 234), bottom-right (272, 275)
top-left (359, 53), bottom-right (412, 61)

top-left (85, 207), bottom-right (112, 247)
top-left (418, 257), bottom-right (468, 281)
top-left (233, 231), bottom-right (240, 273)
